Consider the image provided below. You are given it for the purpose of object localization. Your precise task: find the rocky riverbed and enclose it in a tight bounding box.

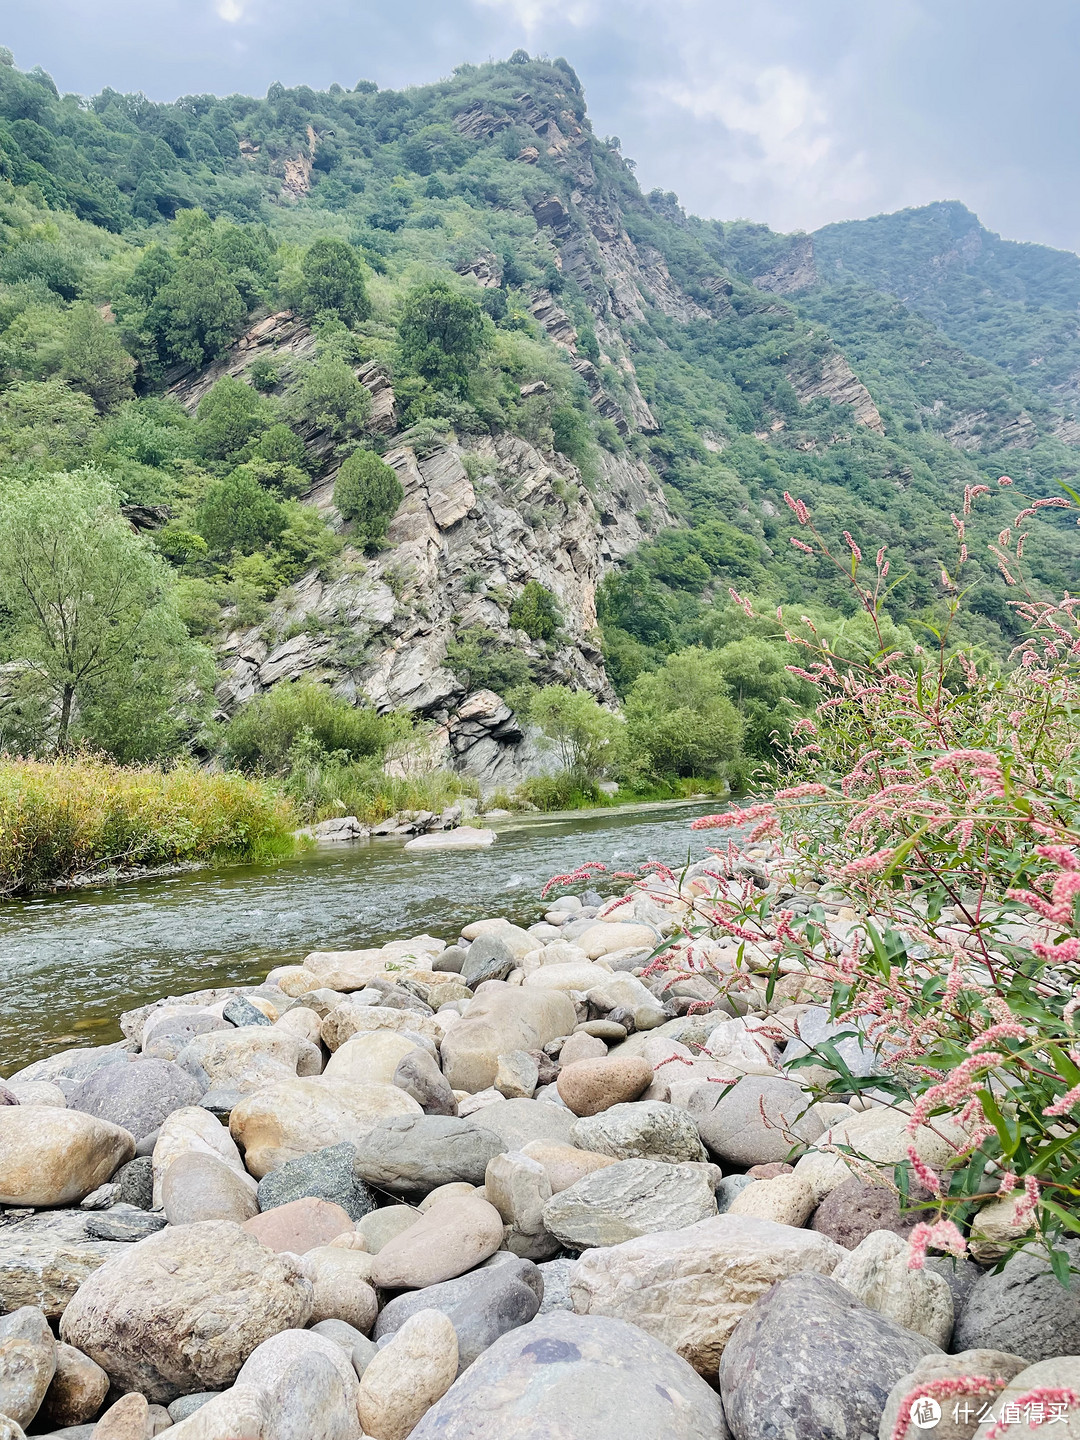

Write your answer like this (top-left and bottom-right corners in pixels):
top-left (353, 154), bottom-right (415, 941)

top-left (1, 857), bottom-right (1077, 1440)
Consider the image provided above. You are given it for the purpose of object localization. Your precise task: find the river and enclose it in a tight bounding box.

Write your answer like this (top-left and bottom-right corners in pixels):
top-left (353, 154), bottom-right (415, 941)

top-left (0, 800), bottom-right (722, 1076)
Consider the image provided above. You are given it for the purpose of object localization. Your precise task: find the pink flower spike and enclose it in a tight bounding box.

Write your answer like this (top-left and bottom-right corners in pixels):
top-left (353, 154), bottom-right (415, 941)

top-left (907, 1219), bottom-right (967, 1270)
top-left (998, 475), bottom-right (1013, 485)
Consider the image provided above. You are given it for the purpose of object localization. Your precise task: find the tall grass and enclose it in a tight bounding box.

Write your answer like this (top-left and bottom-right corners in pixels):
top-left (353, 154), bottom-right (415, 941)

top-left (0, 756), bottom-right (295, 895)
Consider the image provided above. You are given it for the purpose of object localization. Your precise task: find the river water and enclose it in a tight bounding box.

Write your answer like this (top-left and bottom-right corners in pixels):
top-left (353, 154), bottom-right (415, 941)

top-left (0, 801), bottom-right (721, 1076)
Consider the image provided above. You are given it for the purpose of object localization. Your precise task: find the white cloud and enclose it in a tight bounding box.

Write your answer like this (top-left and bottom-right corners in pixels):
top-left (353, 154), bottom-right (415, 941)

top-left (469, 0), bottom-right (600, 41)
top-left (215, 0), bottom-right (247, 23)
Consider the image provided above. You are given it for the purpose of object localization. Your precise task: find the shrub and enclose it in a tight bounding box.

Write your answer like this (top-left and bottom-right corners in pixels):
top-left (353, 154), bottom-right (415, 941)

top-left (301, 238), bottom-right (370, 326)
top-left (624, 647), bottom-right (744, 778)
top-left (195, 375), bottom-right (274, 462)
top-left (0, 756), bottom-right (294, 894)
top-left (445, 626), bottom-right (533, 695)
top-left (292, 355), bottom-right (371, 438)
top-left (518, 772), bottom-right (607, 811)
top-left (224, 680), bottom-right (409, 774)
top-left (510, 580), bottom-right (561, 643)
top-left (196, 469), bottom-right (286, 555)
top-left (247, 356), bottom-right (282, 392)
top-left (397, 279), bottom-right (489, 397)
top-left (333, 448), bottom-right (403, 549)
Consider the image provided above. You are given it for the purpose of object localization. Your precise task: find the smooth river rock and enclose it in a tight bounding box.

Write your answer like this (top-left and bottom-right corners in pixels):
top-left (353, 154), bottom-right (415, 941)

top-left (59, 1221), bottom-right (313, 1403)
top-left (177, 1027), bottom-right (322, 1095)
top-left (370, 1195), bottom-right (505, 1290)
top-left (229, 1077), bottom-right (421, 1179)
top-left (440, 988), bottom-right (577, 1094)
top-left (686, 1074), bottom-right (826, 1166)
top-left (151, 1105), bottom-right (248, 1209)
top-left (542, 1159), bottom-right (718, 1250)
top-left (256, 1142), bottom-right (376, 1221)
top-left (0, 1108), bottom-right (135, 1208)
top-left (0, 1306), bottom-right (56, 1429)
top-left (351, 1115), bottom-right (505, 1195)
top-left (555, 1057), bottom-right (654, 1117)
top-left (357, 1309), bottom-right (458, 1440)
top-left (67, 1059), bottom-right (203, 1143)
top-left (880, 1349), bottom-right (1029, 1440)
top-left (951, 1237), bottom-right (1080, 1361)
top-left (161, 1151), bottom-right (260, 1226)
top-left (832, 1228), bottom-right (954, 1347)
top-left (243, 1197), bottom-right (355, 1254)
top-left (718, 1273), bottom-right (939, 1440)
top-left (570, 1213), bottom-right (844, 1374)
top-left (409, 1311), bottom-right (730, 1440)
top-left (36, 1342), bottom-right (110, 1429)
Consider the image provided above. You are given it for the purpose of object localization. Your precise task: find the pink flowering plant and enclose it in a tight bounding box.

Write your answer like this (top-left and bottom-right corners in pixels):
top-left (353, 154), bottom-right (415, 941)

top-left (553, 480), bottom-right (1080, 1284)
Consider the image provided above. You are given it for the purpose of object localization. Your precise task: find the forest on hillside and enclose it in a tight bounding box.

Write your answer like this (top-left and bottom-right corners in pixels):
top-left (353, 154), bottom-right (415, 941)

top-left (0, 45), bottom-right (1078, 809)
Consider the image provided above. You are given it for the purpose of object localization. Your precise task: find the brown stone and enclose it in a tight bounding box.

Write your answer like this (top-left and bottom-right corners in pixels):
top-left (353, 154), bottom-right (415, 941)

top-left (747, 1162), bottom-right (794, 1180)
top-left (0, 1107), bottom-right (134, 1207)
top-left (556, 1056), bottom-right (654, 1118)
top-left (810, 1176), bottom-right (929, 1250)
top-left (519, 1140), bottom-right (620, 1193)
top-left (38, 1341), bottom-right (109, 1428)
top-left (241, 1197), bottom-right (354, 1254)
top-left (90, 1391), bottom-right (147, 1440)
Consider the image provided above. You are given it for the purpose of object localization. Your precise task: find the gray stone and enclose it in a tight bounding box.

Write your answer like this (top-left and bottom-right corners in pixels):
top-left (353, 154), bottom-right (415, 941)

top-left (352, 1335), bottom-right (378, 1378)
top-left (166, 1392), bottom-right (221, 1423)
top-left (716, 1175), bottom-right (755, 1213)
top-left (972, 1358), bottom-right (1080, 1438)
top-left (142, 1012), bottom-right (230, 1062)
top-left (433, 946), bottom-right (467, 974)
top-left (257, 1142), bottom-right (376, 1221)
top-left (409, 1311), bottom-right (730, 1440)
top-left (952, 1239), bottom-right (1080, 1362)
top-left (543, 1160), bottom-right (717, 1250)
top-left (222, 996), bottom-right (272, 1028)
top-left (782, 1006), bottom-right (881, 1082)
top-left (927, 1256), bottom-right (984, 1314)
top-left (352, 1114), bottom-right (506, 1194)
top-left (462, 935), bottom-right (516, 988)
top-left (0, 1210), bottom-right (128, 1319)
top-left (571, 1101), bottom-right (708, 1164)
top-left (687, 1075), bottom-right (825, 1166)
top-left (310, 1318), bottom-right (370, 1353)
top-left (444, 1267), bottom-right (542, 1370)
top-left (475, 1097), bottom-right (577, 1151)
top-left (536, 1258), bottom-right (576, 1314)
top-left (718, 1273), bottom-right (939, 1440)
top-left (392, 1050), bottom-right (458, 1116)
top-left (880, 1349), bottom-right (1029, 1440)
top-left (162, 1151), bottom-right (259, 1226)
top-left (84, 1208), bottom-right (167, 1242)
top-left (374, 1255), bottom-right (544, 1352)
top-left (0, 1306), bottom-right (56, 1429)
top-left (66, 1059), bottom-right (202, 1144)
top-left (113, 1157), bottom-right (153, 1210)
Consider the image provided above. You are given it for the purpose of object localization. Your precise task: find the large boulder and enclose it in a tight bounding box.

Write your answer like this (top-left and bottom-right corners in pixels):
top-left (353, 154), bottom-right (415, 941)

top-left (880, 1349), bottom-right (1029, 1440)
top-left (686, 1075), bottom-right (825, 1166)
top-left (440, 988), bottom-right (576, 1093)
top-left (832, 1229), bottom-right (954, 1347)
top-left (376, 1258), bottom-right (542, 1372)
top-left (408, 1311), bottom-right (730, 1439)
top-left (793, 1105), bottom-right (970, 1202)
top-left (0, 1209), bottom-right (127, 1318)
top-left (164, 1327), bottom-right (364, 1440)
top-left (0, 1107), bottom-right (134, 1207)
top-left (542, 1160), bottom-right (717, 1250)
top-left (351, 1115), bottom-right (505, 1195)
top-left (177, 1027), bottom-right (322, 1095)
top-left (465, 1098), bottom-right (577, 1151)
top-left (322, 1031), bottom-right (419, 1085)
top-left (229, 1077), bottom-right (421, 1179)
top-left (67, 1059), bottom-right (202, 1143)
top-left (357, 1309), bottom-right (458, 1440)
top-left (570, 1213), bottom-right (844, 1374)
top-left (59, 1221), bottom-right (313, 1403)
top-left (370, 1195), bottom-right (505, 1290)
top-left (952, 1238), bottom-right (1080, 1361)
top-left (718, 1273), bottom-right (940, 1440)
top-left (152, 1106), bottom-right (249, 1209)
top-left (570, 1101), bottom-right (707, 1164)
top-left (0, 1306), bottom-right (56, 1429)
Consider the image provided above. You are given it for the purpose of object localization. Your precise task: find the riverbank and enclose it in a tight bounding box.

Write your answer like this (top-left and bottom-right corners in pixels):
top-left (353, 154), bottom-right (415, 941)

top-left (0, 840), bottom-right (1071, 1440)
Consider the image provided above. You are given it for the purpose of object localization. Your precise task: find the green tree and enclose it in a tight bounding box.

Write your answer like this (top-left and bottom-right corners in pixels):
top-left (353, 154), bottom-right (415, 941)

top-left (146, 257), bottom-right (246, 368)
top-left (301, 238), bottom-right (371, 325)
top-left (61, 304), bottom-right (135, 413)
top-left (397, 280), bottom-right (489, 396)
top-left (530, 684), bottom-right (624, 781)
top-left (292, 356), bottom-right (371, 438)
top-left (0, 470), bottom-right (209, 755)
top-left (333, 447), bottom-right (403, 548)
top-left (194, 376), bottom-right (275, 461)
top-left (625, 647), bottom-right (744, 778)
top-left (0, 378), bottom-right (97, 469)
top-left (196, 469), bottom-right (286, 555)
top-left (510, 580), bottom-right (561, 643)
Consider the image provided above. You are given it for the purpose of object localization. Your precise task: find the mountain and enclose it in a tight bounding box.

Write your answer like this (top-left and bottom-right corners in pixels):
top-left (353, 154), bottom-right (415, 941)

top-left (1, 50), bottom-right (1078, 781)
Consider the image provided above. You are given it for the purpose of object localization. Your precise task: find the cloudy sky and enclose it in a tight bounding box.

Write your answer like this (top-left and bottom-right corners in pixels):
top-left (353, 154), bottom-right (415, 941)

top-left (7, 0), bottom-right (1079, 253)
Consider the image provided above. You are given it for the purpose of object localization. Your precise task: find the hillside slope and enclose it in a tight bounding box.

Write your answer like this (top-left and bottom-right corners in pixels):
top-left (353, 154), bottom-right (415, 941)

top-left (1, 50), bottom-right (1079, 781)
